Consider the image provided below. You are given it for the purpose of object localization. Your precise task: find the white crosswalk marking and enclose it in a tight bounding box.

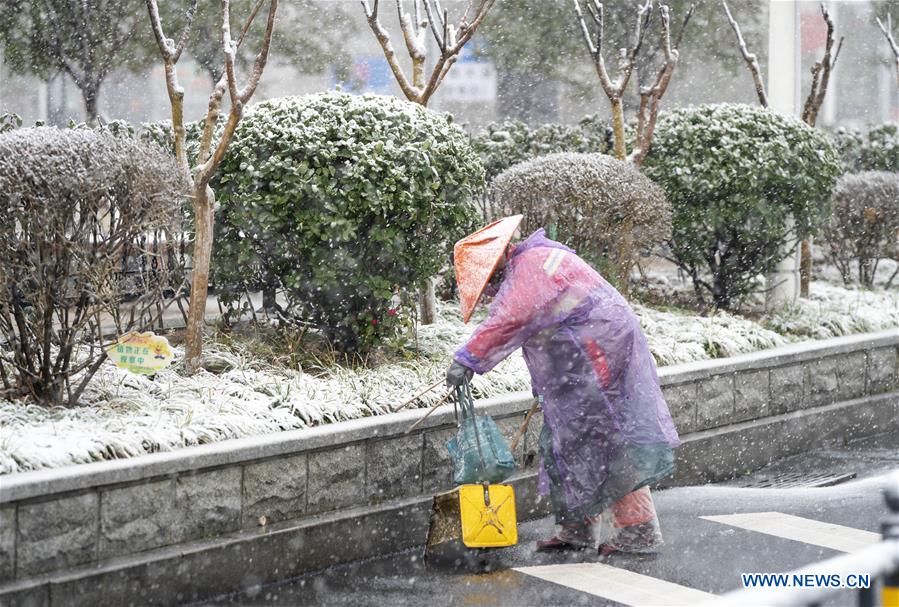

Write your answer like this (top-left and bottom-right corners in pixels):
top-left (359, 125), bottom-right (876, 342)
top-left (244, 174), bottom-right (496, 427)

top-left (514, 512), bottom-right (879, 605)
top-left (514, 562), bottom-right (717, 606)
top-left (700, 511), bottom-right (880, 553)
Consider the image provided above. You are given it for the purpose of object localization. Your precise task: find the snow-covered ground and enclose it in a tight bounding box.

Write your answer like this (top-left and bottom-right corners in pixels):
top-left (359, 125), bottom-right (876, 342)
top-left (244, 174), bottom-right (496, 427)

top-left (1, 281), bottom-right (896, 475)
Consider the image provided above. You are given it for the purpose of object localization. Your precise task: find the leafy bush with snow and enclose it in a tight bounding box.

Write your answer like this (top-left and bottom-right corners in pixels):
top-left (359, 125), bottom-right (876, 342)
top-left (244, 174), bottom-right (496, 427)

top-left (831, 123), bottom-right (899, 173)
top-left (213, 92), bottom-right (483, 351)
top-left (471, 117), bottom-right (612, 184)
top-left (0, 128), bottom-right (187, 407)
top-left (0, 112), bottom-right (21, 133)
top-left (821, 171), bottom-right (899, 289)
top-left (643, 103), bottom-right (841, 309)
top-left (491, 153), bottom-right (671, 287)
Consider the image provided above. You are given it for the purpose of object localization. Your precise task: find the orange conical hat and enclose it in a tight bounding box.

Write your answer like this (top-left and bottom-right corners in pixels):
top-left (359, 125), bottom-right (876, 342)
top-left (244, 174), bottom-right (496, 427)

top-left (454, 215), bottom-right (523, 323)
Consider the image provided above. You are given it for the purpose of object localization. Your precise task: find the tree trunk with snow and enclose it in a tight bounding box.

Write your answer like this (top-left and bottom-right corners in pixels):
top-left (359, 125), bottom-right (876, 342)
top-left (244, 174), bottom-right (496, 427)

top-left (798, 5), bottom-right (841, 298)
top-left (609, 98), bottom-right (627, 161)
top-left (573, 0), bottom-right (693, 294)
top-left (82, 84), bottom-right (100, 126)
top-left (877, 14), bottom-right (899, 88)
top-left (185, 187), bottom-right (215, 372)
top-left (362, 0), bottom-right (496, 325)
top-left (723, 1), bottom-right (842, 299)
top-left (146, 0), bottom-right (278, 374)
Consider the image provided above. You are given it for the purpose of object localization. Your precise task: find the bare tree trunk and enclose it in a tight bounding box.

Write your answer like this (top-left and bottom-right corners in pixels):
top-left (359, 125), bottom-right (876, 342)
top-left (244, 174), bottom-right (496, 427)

top-left (148, 0), bottom-right (277, 372)
top-left (417, 279), bottom-right (436, 325)
top-left (609, 97), bottom-right (627, 161)
top-left (799, 239), bottom-right (812, 298)
top-left (617, 215), bottom-right (634, 296)
top-left (185, 186), bottom-right (214, 373)
top-left (798, 5), bottom-right (841, 299)
top-left (877, 15), bottom-right (899, 88)
top-left (82, 85), bottom-right (100, 125)
top-left (262, 286), bottom-right (278, 311)
top-left (574, 0), bottom-right (690, 296)
top-left (724, 1), bottom-right (841, 299)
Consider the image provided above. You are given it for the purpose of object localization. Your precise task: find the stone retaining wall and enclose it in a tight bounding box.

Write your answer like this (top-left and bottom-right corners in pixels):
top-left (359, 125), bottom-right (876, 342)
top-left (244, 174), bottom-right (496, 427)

top-left (0, 330), bottom-right (896, 605)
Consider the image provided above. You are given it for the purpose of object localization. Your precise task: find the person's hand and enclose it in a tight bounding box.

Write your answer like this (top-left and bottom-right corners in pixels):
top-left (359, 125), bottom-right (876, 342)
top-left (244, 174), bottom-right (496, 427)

top-left (446, 360), bottom-right (474, 388)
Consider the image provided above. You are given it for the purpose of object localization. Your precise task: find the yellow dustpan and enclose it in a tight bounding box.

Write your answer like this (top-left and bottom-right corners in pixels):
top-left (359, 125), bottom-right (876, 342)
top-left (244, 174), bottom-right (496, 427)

top-left (424, 482), bottom-right (518, 561)
top-left (458, 483), bottom-right (518, 548)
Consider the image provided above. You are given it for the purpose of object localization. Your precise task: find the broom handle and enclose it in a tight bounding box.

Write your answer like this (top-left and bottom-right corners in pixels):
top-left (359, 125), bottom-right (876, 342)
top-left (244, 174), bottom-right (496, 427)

top-left (393, 377), bottom-right (444, 412)
top-left (510, 397), bottom-right (540, 453)
top-left (404, 390), bottom-right (452, 434)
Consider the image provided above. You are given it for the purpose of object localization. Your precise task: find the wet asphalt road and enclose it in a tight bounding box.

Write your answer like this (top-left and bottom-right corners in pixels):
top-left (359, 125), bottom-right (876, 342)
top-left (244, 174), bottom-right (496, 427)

top-left (200, 433), bottom-right (899, 607)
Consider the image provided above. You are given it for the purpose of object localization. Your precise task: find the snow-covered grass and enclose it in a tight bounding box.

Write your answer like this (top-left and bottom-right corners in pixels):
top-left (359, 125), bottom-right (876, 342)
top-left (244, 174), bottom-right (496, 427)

top-left (763, 281), bottom-right (899, 340)
top-left (1, 281), bottom-right (895, 475)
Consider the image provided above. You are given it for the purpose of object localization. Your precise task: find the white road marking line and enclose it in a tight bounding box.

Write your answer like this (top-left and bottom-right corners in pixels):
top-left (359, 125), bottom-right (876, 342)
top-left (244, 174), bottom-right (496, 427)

top-left (514, 562), bottom-right (717, 606)
top-left (700, 511), bottom-right (880, 553)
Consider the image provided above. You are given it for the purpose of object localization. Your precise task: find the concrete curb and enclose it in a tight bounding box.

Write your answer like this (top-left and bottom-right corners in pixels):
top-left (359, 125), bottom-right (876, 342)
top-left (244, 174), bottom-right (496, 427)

top-left (658, 329), bottom-right (898, 385)
top-left (0, 393), bottom-right (529, 505)
top-left (0, 473), bottom-right (552, 607)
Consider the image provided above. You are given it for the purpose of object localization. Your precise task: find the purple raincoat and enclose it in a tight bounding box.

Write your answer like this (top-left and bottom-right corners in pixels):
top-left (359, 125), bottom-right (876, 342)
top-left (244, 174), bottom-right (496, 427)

top-left (455, 230), bottom-right (680, 520)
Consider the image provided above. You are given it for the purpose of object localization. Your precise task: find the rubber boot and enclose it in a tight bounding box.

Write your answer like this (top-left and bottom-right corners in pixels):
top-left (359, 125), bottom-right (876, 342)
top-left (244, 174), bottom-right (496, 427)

top-left (536, 522), bottom-right (594, 552)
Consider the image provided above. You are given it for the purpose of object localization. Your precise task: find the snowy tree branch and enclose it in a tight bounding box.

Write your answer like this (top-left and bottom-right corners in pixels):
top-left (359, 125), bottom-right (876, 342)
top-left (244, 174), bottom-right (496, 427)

top-left (721, 0), bottom-right (767, 107)
top-left (574, 0), bottom-right (615, 98)
top-left (631, 3), bottom-right (691, 167)
top-left (362, 0), bottom-right (419, 100)
top-left (222, 0), bottom-right (240, 109)
top-left (238, 0), bottom-right (276, 103)
top-left (196, 0), bottom-right (266, 167)
top-left (362, 0), bottom-right (494, 106)
top-left (876, 13), bottom-right (899, 88)
top-left (173, 1), bottom-right (198, 62)
top-left (198, 0), bottom-right (277, 188)
top-left (146, 0), bottom-right (191, 176)
top-left (146, 0), bottom-right (177, 59)
top-left (421, 0), bottom-right (446, 53)
top-left (801, 4), bottom-right (841, 127)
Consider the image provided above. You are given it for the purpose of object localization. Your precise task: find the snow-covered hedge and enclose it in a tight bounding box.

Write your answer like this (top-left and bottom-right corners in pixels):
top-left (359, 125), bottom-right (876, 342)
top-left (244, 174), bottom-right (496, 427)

top-left (822, 171), bottom-right (899, 289)
top-left (491, 153), bottom-right (671, 286)
top-left (0, 127), bottom-right (187, 407)
top-left (831, 123), bottom-right (899, 174)
top-left (643, 103), bottom-right (841, 309)
top-left (212, 92), bottom-right (483, 350)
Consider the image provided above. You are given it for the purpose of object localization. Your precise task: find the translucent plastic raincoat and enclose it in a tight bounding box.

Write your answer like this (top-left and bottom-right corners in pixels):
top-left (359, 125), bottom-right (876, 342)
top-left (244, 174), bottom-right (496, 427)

top-left (454, 229), bottom-right (680, 522)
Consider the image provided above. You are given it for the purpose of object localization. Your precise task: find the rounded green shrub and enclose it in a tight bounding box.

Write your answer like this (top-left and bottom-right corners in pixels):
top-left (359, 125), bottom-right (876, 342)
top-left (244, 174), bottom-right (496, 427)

top-left (213, 92), bottom-right (483, 350)
top-left (643, 103), bottom-right (841, 309)
top-left (491, 152), bottom-right (671, 289)
top-left (822, 171), bottom-right (899, 288)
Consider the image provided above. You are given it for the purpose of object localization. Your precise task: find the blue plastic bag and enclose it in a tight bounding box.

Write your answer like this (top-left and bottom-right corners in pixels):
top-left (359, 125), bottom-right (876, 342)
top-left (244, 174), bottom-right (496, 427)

top-left (446, 382), bottom-right (516, 485)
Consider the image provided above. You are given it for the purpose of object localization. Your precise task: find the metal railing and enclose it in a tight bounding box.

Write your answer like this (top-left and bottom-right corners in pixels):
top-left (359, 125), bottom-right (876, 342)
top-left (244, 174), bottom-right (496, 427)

top-left (711, 471), bottom-right (899, 606)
